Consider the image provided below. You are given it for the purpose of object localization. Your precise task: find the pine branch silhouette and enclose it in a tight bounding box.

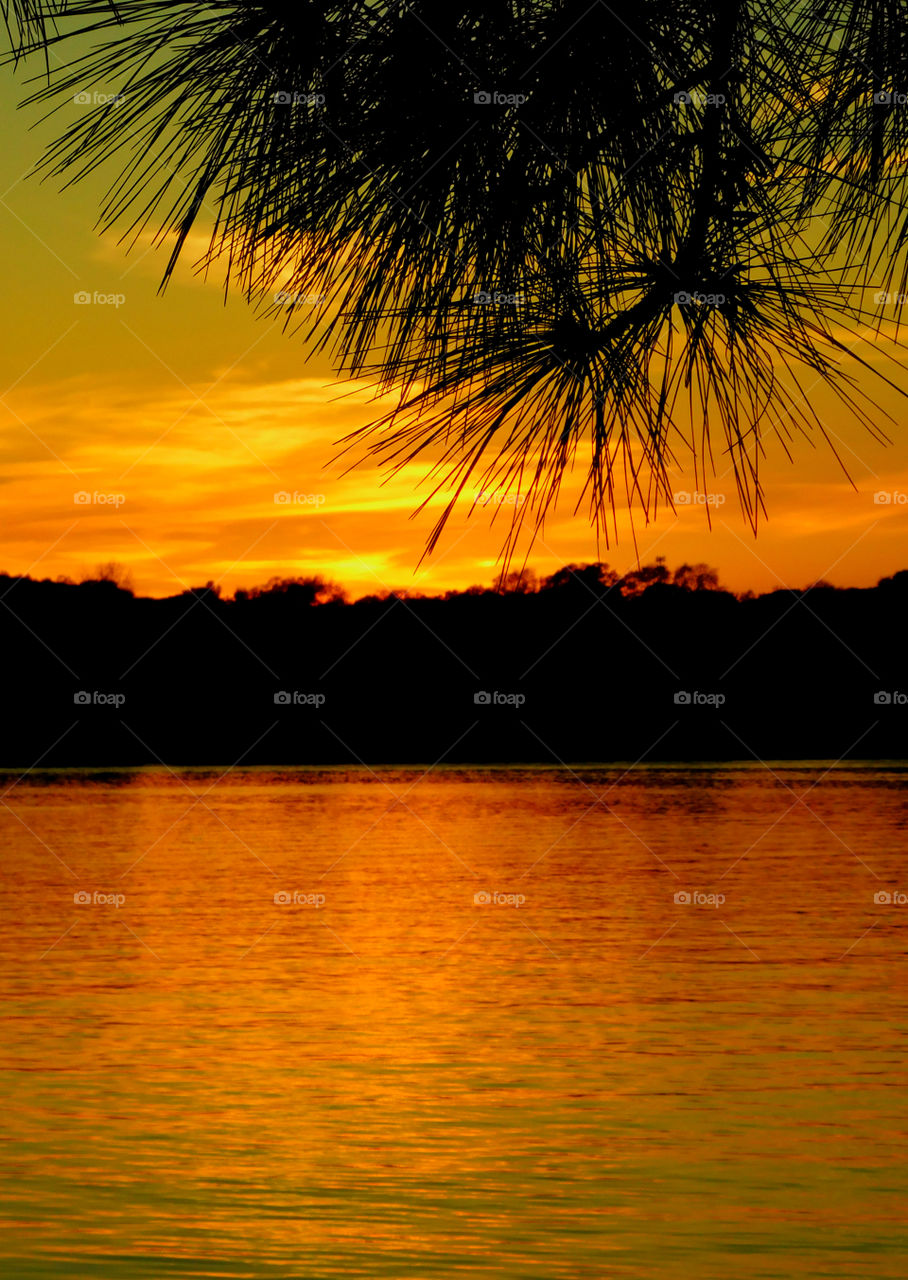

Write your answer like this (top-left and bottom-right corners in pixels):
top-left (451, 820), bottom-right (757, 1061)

top-left (4, 0), bottom-right (906, 559)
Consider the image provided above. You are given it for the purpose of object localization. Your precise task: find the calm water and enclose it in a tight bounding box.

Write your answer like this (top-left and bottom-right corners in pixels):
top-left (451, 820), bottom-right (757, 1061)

top-left (1, 765), bottom-right (907, 1277)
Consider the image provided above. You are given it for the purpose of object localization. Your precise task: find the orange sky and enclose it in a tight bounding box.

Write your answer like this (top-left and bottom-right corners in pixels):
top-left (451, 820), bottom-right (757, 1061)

top-left (3, 76), bottom-right (908, 599)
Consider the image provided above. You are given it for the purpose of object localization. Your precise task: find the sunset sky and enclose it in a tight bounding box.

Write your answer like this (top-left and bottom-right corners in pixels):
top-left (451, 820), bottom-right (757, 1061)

top-left (4, 74), bottom-right (908, 600)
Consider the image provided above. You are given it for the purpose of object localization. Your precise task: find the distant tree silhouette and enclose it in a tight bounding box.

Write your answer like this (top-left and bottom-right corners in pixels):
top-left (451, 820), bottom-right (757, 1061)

top-left (0, 559), bottom-right (904, 766)
top-left (878, 569), bottom-right (908, 592)
top-left (181, 581), bottom-right (223, 602)
top-left (672, 563), bottom-right (722, 592)
top-left (81, 561), bottom-right (134, 594)
top-left (3, 2), bottom-right (905, 558)
top-left (499, 569), bottom-right (540, 595)
top-left (616, 556), bottom-right (671, 597)
top-left (238, 575), bottom-right (347, 606)
top-left (540, 563), bottom-right (620, 595)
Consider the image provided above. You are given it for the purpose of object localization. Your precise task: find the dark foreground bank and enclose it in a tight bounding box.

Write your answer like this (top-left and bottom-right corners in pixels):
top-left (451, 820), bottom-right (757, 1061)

top-left (1, 563), bottom-right (906, 766)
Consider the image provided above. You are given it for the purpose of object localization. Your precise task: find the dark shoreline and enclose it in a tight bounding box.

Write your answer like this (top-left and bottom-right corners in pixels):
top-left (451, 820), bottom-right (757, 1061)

top-left (3, 568), bottom-right (906, 767)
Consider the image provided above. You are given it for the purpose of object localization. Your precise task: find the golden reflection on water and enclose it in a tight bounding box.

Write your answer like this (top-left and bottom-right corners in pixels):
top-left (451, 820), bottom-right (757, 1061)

top-left (2, 766), bottom-right (907, 1277)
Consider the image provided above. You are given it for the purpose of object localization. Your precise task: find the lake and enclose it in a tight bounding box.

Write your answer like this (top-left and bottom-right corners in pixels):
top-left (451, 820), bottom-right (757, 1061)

top-left (2, 765), bottom-right (906, 1277)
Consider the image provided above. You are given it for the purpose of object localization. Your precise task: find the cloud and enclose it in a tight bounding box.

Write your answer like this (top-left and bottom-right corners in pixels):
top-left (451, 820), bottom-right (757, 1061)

top-left (0, 357), bottom-right (905, 599)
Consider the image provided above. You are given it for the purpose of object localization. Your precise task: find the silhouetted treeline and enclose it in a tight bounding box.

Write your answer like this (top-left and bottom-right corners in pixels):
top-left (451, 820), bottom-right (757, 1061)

top-left (1, 560), bottom-right (906, 766)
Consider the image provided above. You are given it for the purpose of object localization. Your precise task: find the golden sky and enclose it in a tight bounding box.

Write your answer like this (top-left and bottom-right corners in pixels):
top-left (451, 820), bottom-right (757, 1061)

top-left (3, 76), bottom-right (908, 599)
